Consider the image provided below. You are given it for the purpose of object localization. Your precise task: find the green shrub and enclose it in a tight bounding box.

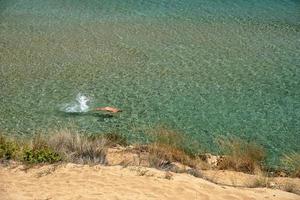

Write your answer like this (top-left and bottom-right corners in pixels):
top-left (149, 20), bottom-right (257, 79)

top-left (0, 135), bottom-right (19, 160)
top-left (19, 134), bottom-right (61, 164)
top-left (22, 147), bottom-right (61, 164)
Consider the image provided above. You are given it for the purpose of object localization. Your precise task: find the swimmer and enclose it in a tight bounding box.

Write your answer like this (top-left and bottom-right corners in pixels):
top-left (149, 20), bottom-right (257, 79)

top-left (95, 106), bottom-right (122, 113)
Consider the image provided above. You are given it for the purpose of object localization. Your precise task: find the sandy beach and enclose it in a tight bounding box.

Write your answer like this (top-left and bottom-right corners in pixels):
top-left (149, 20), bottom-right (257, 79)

top-left (1, 164), bottom-right (299, 200)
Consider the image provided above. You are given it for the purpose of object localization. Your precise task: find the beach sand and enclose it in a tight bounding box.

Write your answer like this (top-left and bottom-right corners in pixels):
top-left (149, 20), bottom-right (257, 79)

top-left (1, 164), bottom-right (299, 200)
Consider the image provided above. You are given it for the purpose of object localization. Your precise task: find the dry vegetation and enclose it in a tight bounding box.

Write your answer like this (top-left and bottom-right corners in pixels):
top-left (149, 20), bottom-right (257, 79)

top-left (47, 130), bottom-right (108, 164)
top-left (0, 128), bottom-right (299, 183)
top-left (145, 127), bottom-right (197, 169)
top-left (217, 137), bottom-right (266, 174)
top-left (1, 128), bottom-right (300, 196)
top-left (0, 130), bottom-right (128, 165)
top-left (247, 175), bottom-right (272, 188)
top-left (282, 152), bottom-right (300, 178)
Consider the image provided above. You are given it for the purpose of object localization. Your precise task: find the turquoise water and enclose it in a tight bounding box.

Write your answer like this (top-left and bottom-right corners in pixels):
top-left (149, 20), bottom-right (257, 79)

top-left (1, 0), bottom-right (299, 164)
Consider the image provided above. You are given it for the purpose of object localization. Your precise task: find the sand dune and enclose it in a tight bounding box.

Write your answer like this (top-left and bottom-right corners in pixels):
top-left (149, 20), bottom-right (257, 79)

top-left (1, 164), bottom-right (299, 200)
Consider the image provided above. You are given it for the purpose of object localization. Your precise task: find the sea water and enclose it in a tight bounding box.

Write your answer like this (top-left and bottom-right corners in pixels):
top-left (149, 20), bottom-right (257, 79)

top-left (0, 0), bottom-right (299, 164)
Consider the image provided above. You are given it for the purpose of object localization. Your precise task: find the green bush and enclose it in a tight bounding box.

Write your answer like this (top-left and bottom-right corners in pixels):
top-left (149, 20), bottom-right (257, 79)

top-left (22, 147), bottom-right (61, 164)
top-left (0, 135), bottom-right (19, 160)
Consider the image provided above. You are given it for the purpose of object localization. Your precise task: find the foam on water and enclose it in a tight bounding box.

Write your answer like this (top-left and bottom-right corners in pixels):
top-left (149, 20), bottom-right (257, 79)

top-left (61, 93), bottom-right (90, 113)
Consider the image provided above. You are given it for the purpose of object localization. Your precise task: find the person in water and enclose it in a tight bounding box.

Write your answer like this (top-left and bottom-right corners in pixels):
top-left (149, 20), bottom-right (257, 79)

top-left (95, 106), bottom-right (122, 113)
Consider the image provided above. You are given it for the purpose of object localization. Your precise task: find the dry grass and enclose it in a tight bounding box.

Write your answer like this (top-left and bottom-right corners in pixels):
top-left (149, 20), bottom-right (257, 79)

top-left (47, 130), bottom-right (109, 164)
top-left (0, 130), bottom-right (129, 165)
top-left (102, 132), bottom-right (128, 147)
top-left (217, 137), bottom-right (266, 174)
top-left (145, 126), bottom-right (200, 169)
top-left (280, 182), bottom-right (300, 195)
top-left (2, 127), bottom-right (300, 195)
top-left (247, 175), bottom-right (271, 188)
top-left (281, 152), bottom-right (300, 178)
top-left (147, 143), bottom-right (191, 169)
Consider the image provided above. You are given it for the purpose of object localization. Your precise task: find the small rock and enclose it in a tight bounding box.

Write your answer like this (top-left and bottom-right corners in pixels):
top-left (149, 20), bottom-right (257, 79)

top-left (200, 153), bottom-right (221, 167)
top-left (269, 182), bottom-right (276, 188)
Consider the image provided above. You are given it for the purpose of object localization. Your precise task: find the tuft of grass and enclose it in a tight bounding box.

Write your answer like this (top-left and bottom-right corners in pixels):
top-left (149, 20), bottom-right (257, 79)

top-left (104, 132), bottom-right (128, 147)
top-left (48, 130), bottom-right (108, 164)
top-left (217, 137), bottom-right (266, 174)
top-left (148, 126), bottom-right (196, 155)
top-left (147, 143), bottom-right (190, 169)
top-left (148, 126), bottom-right (184, 147)
top-left (281, 152), bottom-right (300, 178)
top-left (145, 126), bottom-right (200, 169)
top-left (247, 176), bottom-right (271, 188)
top-left (281, 182), bottom-right (299, 195)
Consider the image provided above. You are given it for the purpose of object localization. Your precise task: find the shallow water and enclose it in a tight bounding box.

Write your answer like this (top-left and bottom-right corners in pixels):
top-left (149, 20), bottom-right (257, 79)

top-left (0, 0), bottom-right (299, 164)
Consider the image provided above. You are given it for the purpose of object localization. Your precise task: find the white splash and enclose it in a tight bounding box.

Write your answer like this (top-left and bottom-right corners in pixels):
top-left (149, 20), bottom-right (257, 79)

top-left (61, 93), bottom-right (90, 113)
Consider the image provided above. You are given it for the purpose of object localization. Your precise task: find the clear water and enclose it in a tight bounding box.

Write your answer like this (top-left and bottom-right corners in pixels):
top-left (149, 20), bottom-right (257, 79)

top-left (1, 0), bottom-right (299, 164)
